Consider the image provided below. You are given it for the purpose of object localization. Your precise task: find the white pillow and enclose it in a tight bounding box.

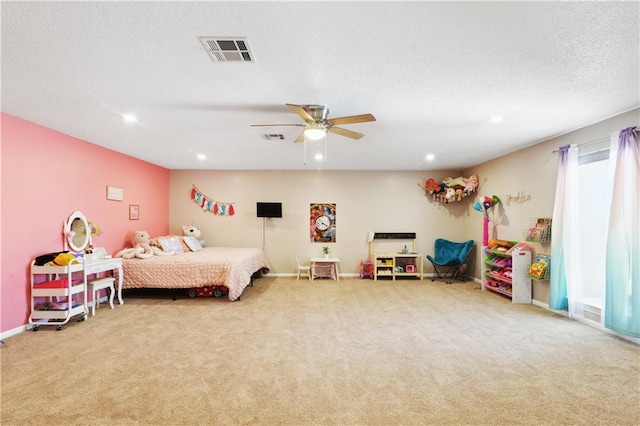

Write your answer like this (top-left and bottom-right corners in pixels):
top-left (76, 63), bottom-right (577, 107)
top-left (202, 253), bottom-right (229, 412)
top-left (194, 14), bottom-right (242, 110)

top-left (157, 236), bottom-right (184, 254)
top-left (183, 236), bottom-right (203, 252)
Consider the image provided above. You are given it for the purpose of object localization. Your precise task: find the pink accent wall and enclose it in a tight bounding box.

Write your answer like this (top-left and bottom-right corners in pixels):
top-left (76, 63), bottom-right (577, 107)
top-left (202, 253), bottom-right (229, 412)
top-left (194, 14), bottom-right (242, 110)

top-left (1, 113), bottom-right (169, 334)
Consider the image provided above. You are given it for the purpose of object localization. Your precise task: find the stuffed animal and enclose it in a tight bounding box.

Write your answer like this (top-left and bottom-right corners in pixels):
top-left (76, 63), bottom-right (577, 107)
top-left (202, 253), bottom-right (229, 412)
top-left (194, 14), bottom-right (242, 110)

top-left (488, 238), bottom-right (514, 250)
top-left (442, 176), bottom-right (468, 188)
top-left (437, 183), bottom-right (448, 201)
top-left (48, 252), bottom-right (77, 266)
top-left (183, 224), bottom-right (205, 247)
top-left (182, 225), bottom-right (201, 239)
top-left (444, 187), bottom-right (456, 202)
top-left (463, 174), bottom-right (479, 195)
top-left (89, 221), bottom-right (102, 237)
top-left (116, 231), bottom-right (174, 259)
top-left (424, 178), bottom-right (441, 195)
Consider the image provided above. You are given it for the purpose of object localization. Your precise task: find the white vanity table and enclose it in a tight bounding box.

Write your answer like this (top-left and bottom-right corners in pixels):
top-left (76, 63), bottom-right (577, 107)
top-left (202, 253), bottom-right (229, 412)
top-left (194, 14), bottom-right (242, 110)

top-left (66, 214), bottom-right (124, 307)
top-left (29, 211), bottom-right (122, 331)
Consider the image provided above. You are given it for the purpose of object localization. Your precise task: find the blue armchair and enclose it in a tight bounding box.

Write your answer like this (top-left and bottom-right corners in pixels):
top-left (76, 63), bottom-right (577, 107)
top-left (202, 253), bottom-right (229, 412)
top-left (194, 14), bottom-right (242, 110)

top-left (426, 239), bottom-right (474, 284)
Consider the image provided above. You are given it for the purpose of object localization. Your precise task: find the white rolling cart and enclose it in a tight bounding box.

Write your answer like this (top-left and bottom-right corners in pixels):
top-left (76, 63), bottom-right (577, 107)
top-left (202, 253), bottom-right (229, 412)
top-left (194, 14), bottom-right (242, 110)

top-left (29, 259), bottom-right (88, 331)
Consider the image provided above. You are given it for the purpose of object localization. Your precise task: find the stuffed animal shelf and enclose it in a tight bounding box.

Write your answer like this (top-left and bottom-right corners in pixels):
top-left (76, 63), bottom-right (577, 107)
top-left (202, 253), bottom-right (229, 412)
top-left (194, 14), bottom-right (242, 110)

top-left (419, 174), bottom-right (478, 203)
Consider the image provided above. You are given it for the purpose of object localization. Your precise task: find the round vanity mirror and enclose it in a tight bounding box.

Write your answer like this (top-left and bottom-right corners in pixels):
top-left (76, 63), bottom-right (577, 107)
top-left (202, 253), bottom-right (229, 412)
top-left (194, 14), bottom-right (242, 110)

top-left (65, 211), bottom-right (91, 252)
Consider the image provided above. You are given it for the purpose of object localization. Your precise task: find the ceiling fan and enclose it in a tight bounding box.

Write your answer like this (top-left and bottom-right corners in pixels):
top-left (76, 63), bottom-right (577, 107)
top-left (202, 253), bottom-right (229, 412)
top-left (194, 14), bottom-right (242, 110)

top-left (251, 104), bottom-right (376, 142)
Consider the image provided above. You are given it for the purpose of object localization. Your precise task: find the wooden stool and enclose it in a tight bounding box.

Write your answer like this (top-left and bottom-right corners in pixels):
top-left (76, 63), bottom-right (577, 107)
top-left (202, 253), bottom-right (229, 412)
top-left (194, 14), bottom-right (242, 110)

top-left (88, 277), bottom-right (115, 316)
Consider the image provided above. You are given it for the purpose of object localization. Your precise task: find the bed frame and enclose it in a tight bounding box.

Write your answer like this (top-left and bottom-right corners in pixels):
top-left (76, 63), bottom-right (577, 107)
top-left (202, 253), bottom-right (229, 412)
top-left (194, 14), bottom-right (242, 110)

top-left (120, 247), bottom-right (270, 301)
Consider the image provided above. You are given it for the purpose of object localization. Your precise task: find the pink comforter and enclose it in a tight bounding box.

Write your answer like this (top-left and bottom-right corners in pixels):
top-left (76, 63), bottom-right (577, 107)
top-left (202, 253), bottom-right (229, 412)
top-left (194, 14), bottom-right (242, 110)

top-left (121, 247), bottom-right (270, 301)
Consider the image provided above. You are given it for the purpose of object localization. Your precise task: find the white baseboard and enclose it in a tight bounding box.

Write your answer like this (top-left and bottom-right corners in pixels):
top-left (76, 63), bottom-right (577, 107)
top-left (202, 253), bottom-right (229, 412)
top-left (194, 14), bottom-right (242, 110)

top-left (1, 324), bottom-right (28, 340)
top-left (531, 301), bottom-right (638, 344)
top-left (572, 316), bottom-right (640, 345)
top-left (532, 299), bottom-right (551, 310)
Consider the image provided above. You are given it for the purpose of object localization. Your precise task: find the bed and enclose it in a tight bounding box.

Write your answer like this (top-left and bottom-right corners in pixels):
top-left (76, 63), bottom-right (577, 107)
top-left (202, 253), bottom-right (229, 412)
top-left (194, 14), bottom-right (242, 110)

top-left (121, 246), bottom-right (271, 301)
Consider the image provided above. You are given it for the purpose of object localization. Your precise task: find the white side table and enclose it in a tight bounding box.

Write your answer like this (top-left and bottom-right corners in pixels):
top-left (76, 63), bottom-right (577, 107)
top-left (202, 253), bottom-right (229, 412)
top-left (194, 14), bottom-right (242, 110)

top-left (310, 257), bottom-right (340, 281)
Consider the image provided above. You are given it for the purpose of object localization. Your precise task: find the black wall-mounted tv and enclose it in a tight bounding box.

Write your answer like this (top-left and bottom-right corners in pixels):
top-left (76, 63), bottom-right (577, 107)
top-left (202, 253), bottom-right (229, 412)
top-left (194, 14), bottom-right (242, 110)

top-left (256, 202), bottom-right (282, 218)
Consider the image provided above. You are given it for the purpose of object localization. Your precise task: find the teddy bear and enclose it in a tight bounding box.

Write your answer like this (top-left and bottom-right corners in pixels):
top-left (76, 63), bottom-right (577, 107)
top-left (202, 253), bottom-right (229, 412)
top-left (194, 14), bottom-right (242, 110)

top-left (116, 231), bottom-right (174, 259)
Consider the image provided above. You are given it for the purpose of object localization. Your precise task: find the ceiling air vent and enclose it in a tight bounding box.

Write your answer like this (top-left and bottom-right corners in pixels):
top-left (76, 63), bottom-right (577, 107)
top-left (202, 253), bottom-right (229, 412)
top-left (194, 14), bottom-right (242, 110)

top-left (262, 134), bottom-right (285, 141)
top-left (199, 37), bottom-right (254, 63)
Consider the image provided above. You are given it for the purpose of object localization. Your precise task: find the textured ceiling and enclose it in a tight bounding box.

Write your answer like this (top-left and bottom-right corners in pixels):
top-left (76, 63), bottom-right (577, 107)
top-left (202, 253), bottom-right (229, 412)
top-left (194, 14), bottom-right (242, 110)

top-left (2, 1), bottom-right (638, 171)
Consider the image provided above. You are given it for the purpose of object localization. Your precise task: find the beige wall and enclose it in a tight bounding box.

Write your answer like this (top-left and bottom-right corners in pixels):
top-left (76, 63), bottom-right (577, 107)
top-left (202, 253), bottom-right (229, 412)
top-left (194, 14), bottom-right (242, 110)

top-left (462, 107), bottom-right (639, 304)
top-left (169, 107), bottom-right (639, 305)
top-left (169, 169), bottom-right (469, 276)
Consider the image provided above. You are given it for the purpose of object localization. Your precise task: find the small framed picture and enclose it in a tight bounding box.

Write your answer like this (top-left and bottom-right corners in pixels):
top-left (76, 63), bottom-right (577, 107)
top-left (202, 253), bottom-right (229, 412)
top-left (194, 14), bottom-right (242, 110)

top-left (129, 205), bottom-right (139, 220)
top-left (106, 185), bottom-right (124, 201)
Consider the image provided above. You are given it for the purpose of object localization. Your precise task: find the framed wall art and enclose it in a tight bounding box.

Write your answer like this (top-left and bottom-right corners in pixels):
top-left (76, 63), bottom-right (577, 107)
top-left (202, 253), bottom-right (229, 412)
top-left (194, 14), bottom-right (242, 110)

top-left (129, 204), bottom-right (139, 220)
top-left (310, 203), bottom-right (336, 243)
top-left (106, 185), bottom-right (124, 201)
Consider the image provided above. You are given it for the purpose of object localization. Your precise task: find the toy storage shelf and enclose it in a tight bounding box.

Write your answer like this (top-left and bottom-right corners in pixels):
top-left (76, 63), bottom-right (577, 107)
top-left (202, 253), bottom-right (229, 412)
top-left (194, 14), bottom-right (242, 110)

top-left (369, 233), bottom-right (423, 281)
top-left (371, 253), bottom-right (423, 280)
top-left (482, 243), bottom-right (532, 304)
top-left (30, 260), bottom-right (88, 331)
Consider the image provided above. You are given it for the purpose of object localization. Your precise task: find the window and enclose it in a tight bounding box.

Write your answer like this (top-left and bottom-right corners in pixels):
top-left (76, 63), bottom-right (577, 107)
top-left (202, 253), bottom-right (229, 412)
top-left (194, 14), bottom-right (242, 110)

top-left (577, 150), bottom-right (609, 311)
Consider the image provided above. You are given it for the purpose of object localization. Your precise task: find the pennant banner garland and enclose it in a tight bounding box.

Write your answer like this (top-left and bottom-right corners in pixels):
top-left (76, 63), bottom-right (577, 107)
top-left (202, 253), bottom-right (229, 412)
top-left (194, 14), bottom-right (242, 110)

top-left (190, 185), bottom-right (235, 216)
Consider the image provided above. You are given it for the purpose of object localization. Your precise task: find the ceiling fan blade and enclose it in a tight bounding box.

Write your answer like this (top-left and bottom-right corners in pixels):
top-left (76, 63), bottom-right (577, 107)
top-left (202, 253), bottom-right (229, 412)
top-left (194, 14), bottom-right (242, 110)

top-left (328, 126), bottom-right (364, 140)
top-left (327, 113), bottom-right (376, 126)
top-left (250, 124), bottom-right (304, 127)
top-left (294, 131), bottom-right (306, 143)
top-left (286, 103), bottom-right (315, 123)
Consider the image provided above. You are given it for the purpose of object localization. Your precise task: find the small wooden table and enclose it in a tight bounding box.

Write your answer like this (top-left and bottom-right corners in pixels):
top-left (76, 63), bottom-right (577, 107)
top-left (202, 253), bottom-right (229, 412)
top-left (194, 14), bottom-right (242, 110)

top-left (310, 257), bottom-right (340, 281)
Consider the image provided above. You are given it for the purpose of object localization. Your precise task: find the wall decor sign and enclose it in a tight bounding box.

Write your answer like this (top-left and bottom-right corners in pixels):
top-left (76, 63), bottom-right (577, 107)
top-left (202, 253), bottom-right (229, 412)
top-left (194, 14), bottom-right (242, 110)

top-left (129, 204), bottom-right (139, 220)
top-left (310, 203), bottom-right (336, 243)
top-left (106, 185), bottom-right (124, 201)
top-left (505, 191), bottom-right (532, 206)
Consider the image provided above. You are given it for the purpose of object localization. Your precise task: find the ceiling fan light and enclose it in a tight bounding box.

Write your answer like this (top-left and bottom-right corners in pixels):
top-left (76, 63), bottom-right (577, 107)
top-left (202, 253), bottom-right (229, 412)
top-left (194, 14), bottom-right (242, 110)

top-left (305, 128), bottom-right (326, 140)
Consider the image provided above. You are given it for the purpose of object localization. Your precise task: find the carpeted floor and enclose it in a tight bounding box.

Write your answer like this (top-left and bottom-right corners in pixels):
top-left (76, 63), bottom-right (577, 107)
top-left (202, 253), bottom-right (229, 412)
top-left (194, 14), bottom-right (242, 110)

top-left (1, 277), bottom-right (639, 425)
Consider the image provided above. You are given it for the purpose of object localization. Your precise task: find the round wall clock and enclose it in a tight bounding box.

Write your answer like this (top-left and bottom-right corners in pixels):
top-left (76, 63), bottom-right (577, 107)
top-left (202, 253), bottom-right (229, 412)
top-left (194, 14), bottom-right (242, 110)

top-left (315, 215), bottom-right (331, 231)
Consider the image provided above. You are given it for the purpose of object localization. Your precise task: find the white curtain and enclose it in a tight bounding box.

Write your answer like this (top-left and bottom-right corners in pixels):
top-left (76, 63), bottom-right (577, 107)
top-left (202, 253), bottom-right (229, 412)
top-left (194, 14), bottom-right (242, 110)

top-left (550, 144), bottom-right (580, 313)
top-left (604, 127), bottom-right (640, 337)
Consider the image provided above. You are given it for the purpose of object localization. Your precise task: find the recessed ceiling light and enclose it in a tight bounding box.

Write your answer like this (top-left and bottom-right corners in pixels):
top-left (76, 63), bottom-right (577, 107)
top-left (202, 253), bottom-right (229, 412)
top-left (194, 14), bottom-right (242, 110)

top-left (426, 153), bottom-right (435, 161)
top-left (489, 115), bottom-right (503, 123)
top-left (122, 114), bottom-right (137, 123)
top-left (197, 154), bottom-right (206, 161)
